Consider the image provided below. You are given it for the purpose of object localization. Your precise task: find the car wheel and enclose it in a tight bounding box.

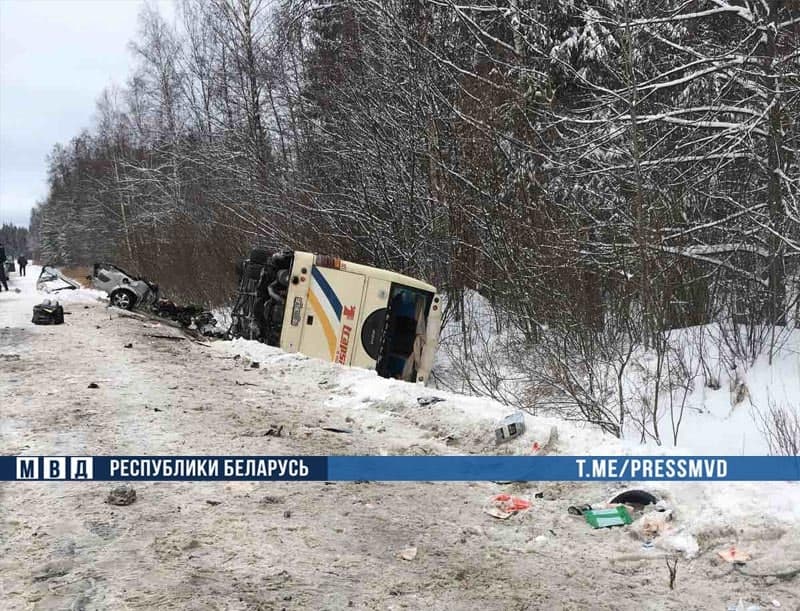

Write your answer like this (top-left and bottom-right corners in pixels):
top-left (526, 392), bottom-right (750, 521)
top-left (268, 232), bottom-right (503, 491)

top-left (110, 289), bottom-right (136, 310)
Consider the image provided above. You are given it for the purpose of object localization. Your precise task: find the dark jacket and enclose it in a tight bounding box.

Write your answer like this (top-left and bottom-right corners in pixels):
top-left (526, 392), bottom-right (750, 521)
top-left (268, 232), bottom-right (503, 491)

top-left (17, 256), bottom-right (27, 266)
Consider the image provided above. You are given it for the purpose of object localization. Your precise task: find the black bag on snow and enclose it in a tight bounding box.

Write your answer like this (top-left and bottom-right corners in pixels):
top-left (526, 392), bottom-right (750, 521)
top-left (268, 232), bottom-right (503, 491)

top-left (32, 300), bottom-right (64, 325)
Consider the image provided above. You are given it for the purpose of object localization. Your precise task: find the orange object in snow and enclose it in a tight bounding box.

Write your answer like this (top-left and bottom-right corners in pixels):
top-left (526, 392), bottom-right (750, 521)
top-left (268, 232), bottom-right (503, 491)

top-left (718, 546), bottom-right (751, 563)
top-left (492, 494), bottom-right (531, 512)
top-left (483, 493), bottom-right (532, 519)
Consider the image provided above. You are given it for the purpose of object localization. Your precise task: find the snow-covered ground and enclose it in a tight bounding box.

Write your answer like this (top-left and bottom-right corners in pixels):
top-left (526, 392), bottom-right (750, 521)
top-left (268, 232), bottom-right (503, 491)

top-left (2, 266), bottom-right (799, 609)
top-left (435, 290), bottom-right (800, 455)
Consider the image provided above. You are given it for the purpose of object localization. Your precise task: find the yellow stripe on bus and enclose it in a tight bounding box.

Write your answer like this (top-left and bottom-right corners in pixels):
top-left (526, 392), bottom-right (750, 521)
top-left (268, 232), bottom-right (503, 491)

top-left (308, 289), bottom-right (337, 359)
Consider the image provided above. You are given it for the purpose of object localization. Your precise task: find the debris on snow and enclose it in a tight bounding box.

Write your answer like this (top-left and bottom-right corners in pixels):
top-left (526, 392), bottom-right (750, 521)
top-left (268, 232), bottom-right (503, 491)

top-left (495, 410), bottom-right (525, 444)
top-left (32, 559), bottom-right (73, 582)
top-left (609, 489), bottom-right (659, 508)
top-left (483, 493), bottom-right (531, 519)
top-left (584, 506), bottom-right (633, 529)
top-left (322, 426), bottom-right (353, 434)
top-left (106, 485), bottom-right (137, 506)
top-left (417, 396), bottom-right (446, 406)
top-left (718, 546), bottom-right (751, 564)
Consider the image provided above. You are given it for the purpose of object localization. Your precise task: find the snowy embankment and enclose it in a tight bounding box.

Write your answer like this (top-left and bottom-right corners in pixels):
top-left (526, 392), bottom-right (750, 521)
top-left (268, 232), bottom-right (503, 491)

top-left (223, 336), bottom-right (800, 560)
top-left (435, 290), bottom-right (800, 456)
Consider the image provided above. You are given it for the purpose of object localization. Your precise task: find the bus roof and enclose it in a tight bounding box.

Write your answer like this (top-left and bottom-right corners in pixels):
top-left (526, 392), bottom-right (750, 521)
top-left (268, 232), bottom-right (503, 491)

top-left (303, 252), bottom-right (437, 294)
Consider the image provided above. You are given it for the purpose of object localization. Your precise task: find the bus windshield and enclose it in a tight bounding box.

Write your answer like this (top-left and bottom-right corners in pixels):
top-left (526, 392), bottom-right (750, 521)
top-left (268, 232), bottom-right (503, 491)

top-left (377, 284), bottom-right (434, 381)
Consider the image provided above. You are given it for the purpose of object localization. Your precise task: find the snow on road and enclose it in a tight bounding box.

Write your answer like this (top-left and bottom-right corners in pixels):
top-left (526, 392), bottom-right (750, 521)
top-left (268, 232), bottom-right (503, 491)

top-left (1, 265), bottom-right (799, 609)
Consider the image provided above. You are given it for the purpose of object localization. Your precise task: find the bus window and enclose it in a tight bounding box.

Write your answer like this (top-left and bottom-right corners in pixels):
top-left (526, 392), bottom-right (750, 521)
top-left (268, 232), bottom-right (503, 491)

top-left (377, 284), bottom-right (433, 381)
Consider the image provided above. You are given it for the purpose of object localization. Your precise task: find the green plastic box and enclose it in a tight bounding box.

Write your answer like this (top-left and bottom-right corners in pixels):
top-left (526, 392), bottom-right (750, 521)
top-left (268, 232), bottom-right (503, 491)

top-left (584, 506), bottom-right (633, 528)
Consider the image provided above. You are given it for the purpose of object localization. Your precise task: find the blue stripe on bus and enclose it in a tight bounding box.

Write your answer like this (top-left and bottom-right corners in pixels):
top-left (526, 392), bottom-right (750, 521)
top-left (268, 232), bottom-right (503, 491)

top-left (311, 266), bottom-right (342, 320)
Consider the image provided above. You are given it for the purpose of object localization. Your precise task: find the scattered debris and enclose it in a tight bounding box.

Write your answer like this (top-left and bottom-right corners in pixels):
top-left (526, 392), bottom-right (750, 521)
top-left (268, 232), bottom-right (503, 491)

top-left (283, 510), bottom-right (292, 518)
top-left (483, 493), bottom-right (531, 519)
top-left (265, 425), bottom-right (284, 437)
top-left (153, 298), bottom-right (203, 327)
top-left (718, 546), bottom-right (751, 564)
top-left (417, 396), bottom-right (445, 406)
top-left (235, 381), bottom-right (257, 386)
top-left (206, 500), bottom-right (221, 506)
top-left (584, 506), bottom-right (633, 528)
top-left (260, 495), bottom-right (284, 505)
top-left (435, 433), bottom-right (458, 445)
top-left (0, 353), bottom-right (20, 361)
top-left (87, 382), bottom-right (99, 389)
top-left (568, 503), bottom-right (592, 516)
top-left (399, 546), bottom-right (418, 561)
top-left (495, 411), bottom-right (525, 444)
top-left (322, 426), bottom-right (353, 434)
top-left (144, 333), bottom-right (186, 341)
top-left (250, 361), bottom-right (260, 369)
top-left (106, 485), bottom-right (136, 506)
top-left (32, 300), bottom-right (65, 325)
top-left (609, 489), bottom-right (658, 508)
top-left (33, 559), bottom-right (73, 581)
top-left (124, 343), bottom-right (133, 348)
top-left (634, 507), bottom-right (673, 539)
top-left (36, 266), bottom-right (80, 292)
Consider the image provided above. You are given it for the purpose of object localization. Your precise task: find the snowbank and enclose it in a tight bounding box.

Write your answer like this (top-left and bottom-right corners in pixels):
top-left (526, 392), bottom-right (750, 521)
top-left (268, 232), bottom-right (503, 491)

top-left (435, 290), bottom-right (800, 455)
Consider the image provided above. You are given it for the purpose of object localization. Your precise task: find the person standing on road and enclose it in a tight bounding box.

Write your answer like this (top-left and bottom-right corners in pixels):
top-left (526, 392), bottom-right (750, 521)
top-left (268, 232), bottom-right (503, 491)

top-left (17, 255), bottom-right (27, 276)
top-left (0, 243), bottom-right (7, 291)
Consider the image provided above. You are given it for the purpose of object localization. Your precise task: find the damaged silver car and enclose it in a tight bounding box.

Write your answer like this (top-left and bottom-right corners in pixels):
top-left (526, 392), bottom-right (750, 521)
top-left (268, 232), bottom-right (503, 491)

top-left (90, 263), bottom-right (158, 310)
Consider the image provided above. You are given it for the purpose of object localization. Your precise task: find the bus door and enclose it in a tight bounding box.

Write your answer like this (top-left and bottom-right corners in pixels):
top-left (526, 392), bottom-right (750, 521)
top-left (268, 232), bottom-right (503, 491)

top-left (351, 277), bottom-right (392, 370)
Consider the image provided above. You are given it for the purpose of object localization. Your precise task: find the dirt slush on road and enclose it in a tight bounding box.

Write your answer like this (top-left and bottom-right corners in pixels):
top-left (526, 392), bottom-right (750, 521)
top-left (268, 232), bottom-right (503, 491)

top-left (1, 265), bottom-right (799, 610)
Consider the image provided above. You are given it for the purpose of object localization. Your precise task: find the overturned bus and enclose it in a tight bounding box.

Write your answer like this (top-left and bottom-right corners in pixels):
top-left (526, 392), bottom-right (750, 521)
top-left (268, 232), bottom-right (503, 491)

top-left (230, 250), bottom-right (442, 383)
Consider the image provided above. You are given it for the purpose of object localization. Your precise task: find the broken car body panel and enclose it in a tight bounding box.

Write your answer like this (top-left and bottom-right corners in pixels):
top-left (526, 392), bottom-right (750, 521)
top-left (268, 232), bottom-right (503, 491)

top-left (36, 265), bottom-right (80, 292)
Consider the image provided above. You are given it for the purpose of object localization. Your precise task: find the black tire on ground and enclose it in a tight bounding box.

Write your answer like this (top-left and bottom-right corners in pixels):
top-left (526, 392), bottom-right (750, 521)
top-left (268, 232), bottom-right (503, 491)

top-left (110, 289), bottom-right (137, 310)
top-left (249, 248), bottom-right (270, 265)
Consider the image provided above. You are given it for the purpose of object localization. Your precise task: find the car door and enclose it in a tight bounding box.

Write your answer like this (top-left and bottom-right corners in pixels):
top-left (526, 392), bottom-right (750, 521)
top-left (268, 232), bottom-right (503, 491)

top-left (92, 264), bottom-right (118, 293)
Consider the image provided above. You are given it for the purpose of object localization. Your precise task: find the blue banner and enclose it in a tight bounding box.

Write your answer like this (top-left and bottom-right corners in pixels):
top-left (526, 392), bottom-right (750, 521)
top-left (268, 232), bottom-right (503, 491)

top-left (2, 455), bottom-right (799, 482)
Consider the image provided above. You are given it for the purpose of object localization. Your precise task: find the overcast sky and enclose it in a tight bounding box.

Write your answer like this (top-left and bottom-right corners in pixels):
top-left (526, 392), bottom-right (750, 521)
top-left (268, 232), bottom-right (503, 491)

top-left (0, 0), bottom-right (172, 227)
